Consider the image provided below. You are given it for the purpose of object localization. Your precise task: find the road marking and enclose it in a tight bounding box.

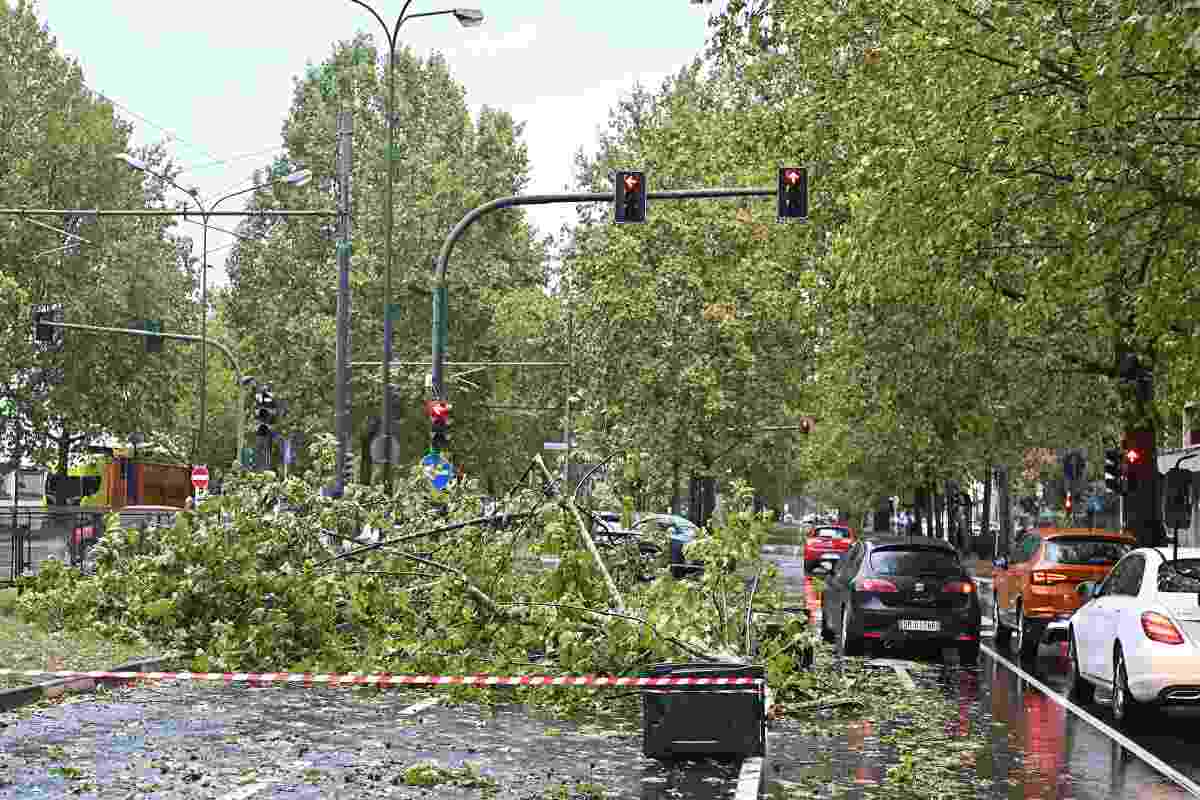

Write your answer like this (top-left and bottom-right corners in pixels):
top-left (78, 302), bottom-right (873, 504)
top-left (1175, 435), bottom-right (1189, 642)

top-left (399, 696), bottom-right (443, 716)
top-left (982, 643), bottom-right (1200, 797)
top-left (735, 756), bottom-right (764, 800)
top-left (217, 782), bottom-right (272, 800)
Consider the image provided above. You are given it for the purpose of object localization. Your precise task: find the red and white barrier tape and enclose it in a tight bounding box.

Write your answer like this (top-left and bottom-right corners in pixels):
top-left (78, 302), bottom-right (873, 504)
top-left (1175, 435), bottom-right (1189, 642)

top-left (0, 670), bottom-right (763, 688)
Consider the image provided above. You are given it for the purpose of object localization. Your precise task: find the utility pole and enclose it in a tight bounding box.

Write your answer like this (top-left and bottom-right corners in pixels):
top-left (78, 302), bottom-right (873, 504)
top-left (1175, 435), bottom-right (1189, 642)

top-left (997, 465), bottom-right (1011, 557)
top-left (333, 110), bottom-right (354, 496)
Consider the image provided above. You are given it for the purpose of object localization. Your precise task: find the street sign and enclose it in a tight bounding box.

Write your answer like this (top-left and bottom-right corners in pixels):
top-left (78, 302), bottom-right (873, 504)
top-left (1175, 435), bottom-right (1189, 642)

top-left (191, 465), bottom-right (210, 491)
top-left (421, 453), bottom-right (454, 490)
top-left (1087, 495), bottom-right (1105, 514)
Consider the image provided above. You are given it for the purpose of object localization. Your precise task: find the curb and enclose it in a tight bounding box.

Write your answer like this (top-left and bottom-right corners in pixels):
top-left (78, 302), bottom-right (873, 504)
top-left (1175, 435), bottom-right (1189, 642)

top-left (0, 655), bottom-right (169, 713)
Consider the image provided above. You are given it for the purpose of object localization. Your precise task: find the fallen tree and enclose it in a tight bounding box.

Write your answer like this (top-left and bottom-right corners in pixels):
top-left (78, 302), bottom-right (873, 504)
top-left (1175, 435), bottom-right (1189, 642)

top-left (17, 435), bottom-right (818, 707)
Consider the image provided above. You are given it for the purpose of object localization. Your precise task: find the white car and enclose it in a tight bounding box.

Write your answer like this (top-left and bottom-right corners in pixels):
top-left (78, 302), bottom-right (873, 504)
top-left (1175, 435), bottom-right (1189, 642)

top-left (1068, 546), bottom-right (1200, 724)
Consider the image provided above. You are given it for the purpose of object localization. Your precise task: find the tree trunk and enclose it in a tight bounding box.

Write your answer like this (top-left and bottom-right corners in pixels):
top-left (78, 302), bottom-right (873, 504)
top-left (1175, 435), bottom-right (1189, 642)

top-left (998, 466), bottom-right (1011, 558)
top-left (49, 429), bottom-right (73, 506)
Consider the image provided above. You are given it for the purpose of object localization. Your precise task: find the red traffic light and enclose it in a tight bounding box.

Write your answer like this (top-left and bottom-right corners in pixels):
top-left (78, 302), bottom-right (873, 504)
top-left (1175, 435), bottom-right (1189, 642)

top-left (1065, 492), bottom-right (1073, 513)
top-left (427, 400), bottom-right (451, 424)
top-left (623, 173), bottom-right (641, 193)
top-left (784, 169), bottom-right (802, 186)
top-left (1125, 448), bottom-right (1144, 464)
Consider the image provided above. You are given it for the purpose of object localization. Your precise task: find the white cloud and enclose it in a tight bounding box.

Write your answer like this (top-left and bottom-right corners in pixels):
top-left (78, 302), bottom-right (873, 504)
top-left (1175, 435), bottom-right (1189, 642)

top-left (453, 23), bottom-right (539, 59)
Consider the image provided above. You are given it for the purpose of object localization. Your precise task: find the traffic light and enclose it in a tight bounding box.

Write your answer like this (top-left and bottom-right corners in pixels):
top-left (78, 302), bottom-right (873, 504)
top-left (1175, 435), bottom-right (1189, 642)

top-left (1122, 430), bottom-right (1154, 496)
top-left (428, 400), bottom-right (452, 453)
top-left (145, 320), bottom-right (163, 353)
top-left (614, 170), bottom-right (646, 224)
top-left (31, 304), bottom-right (63, 350)
top-left (1104, 448), bottom-right (1123, 495)
top-left (254, 388), bottom-right (278, 438)
top-left (1065, 491), bottom-right (1073, 514)
top-left (777, 167), bottom-right (809, 220)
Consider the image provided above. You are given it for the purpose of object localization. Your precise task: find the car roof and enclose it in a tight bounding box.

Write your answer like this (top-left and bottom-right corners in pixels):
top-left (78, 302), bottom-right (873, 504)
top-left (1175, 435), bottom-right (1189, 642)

top-left (862, 535), bottom-right (957, 551)
top-left (120, 505), bottom-right (183, 512)
top-left (1028, 528), bottom-right (1136, 542)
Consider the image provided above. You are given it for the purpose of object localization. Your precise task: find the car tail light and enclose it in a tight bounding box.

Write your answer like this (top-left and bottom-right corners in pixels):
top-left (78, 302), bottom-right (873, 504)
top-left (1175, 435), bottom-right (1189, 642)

top-left (1141, 611), bottom-right (1185, 645)
top-left (1032, 571), bottom-right (1070, 585)
top-left (855, 578), bottom-right (898, 593)
top-left (942, 580), bottom-right (975, 594)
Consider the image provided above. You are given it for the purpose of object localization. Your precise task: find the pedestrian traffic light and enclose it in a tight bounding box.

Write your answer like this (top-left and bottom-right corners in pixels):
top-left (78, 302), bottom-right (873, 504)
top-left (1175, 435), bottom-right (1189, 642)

top-left (777, 167), bottom-right (808, 220)
top-left (428, 400), bottom-right (452, 453)
top-left (254, 388), bottom-right (278, 438)
top-left (614, 170), bottom-right (646, 224)
top-left (1122, 430), bottom-right (1155, 496)
top-left (1104, 448), bottom-right (1123, 495)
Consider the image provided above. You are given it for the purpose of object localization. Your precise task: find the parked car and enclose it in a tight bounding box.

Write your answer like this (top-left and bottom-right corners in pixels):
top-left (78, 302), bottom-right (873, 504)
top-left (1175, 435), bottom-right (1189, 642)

top-left (822, 536), bottom-right (982, 663)
top-left (803, 524), bottom-right (855, 572)
top-left (1068, 546), bottom-right (1200, 725)
top-left (992, 527), bottom-right (1135, 659)
top-left (591, 511), bottom-right (703, 579)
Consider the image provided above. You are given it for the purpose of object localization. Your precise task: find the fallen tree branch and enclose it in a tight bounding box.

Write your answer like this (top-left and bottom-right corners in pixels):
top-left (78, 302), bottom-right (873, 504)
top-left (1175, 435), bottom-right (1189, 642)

top-left (494, 601), bottom-right (718, 662)
top-left (534, 455), bottom-right (626, 613)
top-left (315, 508), bottom-right (545, 568)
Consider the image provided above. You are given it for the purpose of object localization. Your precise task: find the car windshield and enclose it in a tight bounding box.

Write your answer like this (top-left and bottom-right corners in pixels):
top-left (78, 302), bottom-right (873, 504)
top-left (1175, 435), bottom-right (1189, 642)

top-left (811, 526), bottom-right (849, 539)
top-left (869, 547), bottom-right (961, 576)
top-left (1158, 558), bottom-right (1200, 593)
top-left (1044, 538), bottom-right (1132, 565)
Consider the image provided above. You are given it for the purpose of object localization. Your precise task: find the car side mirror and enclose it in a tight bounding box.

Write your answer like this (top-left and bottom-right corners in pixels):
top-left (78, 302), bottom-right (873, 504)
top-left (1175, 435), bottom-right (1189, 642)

top-left (1076, 581), bottom-right (1095, 599)
top-left (993, 556), bottom-right (1008, 570)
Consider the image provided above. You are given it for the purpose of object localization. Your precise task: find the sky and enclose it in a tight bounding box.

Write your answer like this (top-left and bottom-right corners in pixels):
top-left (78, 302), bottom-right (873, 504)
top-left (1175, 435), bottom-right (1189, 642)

top-left (32, 0), bottom-right (726, 286)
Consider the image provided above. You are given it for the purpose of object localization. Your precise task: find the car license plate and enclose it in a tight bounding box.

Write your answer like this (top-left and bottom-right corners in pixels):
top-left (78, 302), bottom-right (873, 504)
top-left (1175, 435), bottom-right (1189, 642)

top-left (899, 620), bottom-right (940, 632)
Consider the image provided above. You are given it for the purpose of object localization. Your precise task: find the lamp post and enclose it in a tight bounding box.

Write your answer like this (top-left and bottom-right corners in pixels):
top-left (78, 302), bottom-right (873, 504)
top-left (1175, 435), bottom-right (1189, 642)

top-left (346, 2), bottom-right (483, 482)
top-left (115, 153), bottom-right (310, 462)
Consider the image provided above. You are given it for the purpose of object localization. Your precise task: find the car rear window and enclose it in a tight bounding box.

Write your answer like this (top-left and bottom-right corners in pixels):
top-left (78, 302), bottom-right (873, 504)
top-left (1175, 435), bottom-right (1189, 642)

top-left (868, 547), bottom-right (961, 576)
top-left (812, 526), bottom-right (850, 538)
top-left (1044, 538), bottom-right (1132, 565)
top-left (1158, 559), bottom-right (1200, 593)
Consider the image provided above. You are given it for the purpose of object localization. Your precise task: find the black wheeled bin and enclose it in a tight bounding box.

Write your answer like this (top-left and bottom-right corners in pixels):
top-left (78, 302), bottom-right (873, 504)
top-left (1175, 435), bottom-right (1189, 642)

top-left (640, 662), bottom-right (765, 760)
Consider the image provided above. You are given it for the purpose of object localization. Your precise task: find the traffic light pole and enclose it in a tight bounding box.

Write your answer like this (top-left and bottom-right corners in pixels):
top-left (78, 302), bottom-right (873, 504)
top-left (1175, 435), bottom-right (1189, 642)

top-left (428, 186), bottom-right (778, 401)
top-left (39, 320), bottom-right (247, 467)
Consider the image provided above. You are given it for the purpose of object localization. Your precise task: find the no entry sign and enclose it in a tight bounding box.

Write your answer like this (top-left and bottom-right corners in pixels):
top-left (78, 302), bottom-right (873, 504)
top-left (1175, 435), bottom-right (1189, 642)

top-left (191, 465), bottom-right (210, 491)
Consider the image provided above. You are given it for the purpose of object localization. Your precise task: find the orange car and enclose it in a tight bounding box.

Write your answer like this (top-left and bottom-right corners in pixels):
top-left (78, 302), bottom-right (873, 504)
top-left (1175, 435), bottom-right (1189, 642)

top-left (992, 527), bottom-right (1136, 659)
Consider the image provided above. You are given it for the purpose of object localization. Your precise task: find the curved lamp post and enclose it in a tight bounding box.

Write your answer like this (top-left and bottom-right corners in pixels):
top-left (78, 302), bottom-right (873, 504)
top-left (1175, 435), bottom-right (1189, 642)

top-left (346, 1), bottom-right (483, 480)
top-left (114, 153), bottom-right (310, 462)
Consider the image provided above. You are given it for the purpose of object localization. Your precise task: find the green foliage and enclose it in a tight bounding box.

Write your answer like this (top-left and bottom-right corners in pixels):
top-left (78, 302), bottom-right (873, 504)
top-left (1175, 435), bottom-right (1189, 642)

top-left (0, 1), bottom-right (196, 473)
top-left (16, 437), bottom-right (814, 713)
top-left (226, 35), bottom-right (550, 488)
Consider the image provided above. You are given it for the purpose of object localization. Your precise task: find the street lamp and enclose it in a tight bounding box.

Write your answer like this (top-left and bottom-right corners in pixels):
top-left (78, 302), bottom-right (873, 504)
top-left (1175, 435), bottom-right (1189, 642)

top-left (114, 153), bottom-right (310, 463)
top-left (347, 0), bottom-right (483, 482)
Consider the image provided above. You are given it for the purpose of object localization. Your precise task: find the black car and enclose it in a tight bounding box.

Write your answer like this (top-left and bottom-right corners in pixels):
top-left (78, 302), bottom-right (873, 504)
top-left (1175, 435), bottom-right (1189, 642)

top-left (820, 536), bottom-right (982, 664)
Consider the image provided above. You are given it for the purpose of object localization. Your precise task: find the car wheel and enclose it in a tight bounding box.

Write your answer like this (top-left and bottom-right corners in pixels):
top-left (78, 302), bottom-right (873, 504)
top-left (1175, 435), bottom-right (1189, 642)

top-left (1016, 601), bottom-right (1040, 661)
top-left (1066, 627), bottom-right (1095, 705)
top-left (1112, 645), bottom-right (1147, 726)
top-left (839, 605), bottom-right (863, 657)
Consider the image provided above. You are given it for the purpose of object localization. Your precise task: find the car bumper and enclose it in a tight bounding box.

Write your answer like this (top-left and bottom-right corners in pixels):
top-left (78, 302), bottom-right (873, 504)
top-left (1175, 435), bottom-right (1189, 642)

top-left (1124, 638), bottom-right (1200, 704)
top-left (855, 604), bottom-right (981, 645)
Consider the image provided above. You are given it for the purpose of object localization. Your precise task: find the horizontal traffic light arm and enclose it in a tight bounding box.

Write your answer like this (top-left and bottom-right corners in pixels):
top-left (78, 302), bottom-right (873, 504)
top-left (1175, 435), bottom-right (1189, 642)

top-left (431, 185), bottom-right (780, 399)
top-left (40, 319), bottom-right (249, 465)
top-left (0, 207), bottom-right (334, 219)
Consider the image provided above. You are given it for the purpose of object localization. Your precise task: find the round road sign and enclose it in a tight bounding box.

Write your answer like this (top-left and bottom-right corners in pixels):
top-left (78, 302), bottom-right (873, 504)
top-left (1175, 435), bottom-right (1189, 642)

top-left (191, 465), bottom-right (210, 491)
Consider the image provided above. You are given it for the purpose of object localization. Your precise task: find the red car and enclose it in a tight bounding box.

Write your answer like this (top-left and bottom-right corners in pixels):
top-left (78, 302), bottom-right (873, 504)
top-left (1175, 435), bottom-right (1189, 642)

top-left (803, 525), bottom-right (855, 572)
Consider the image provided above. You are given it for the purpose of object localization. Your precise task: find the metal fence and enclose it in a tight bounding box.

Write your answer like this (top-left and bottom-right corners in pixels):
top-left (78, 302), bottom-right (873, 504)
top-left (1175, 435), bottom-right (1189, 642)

top-left (0, 507), bottom-right (104, 583)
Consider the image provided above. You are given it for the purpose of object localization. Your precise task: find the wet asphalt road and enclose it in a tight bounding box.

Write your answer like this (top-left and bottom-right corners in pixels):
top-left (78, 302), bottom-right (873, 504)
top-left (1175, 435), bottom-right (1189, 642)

top-left (758, 539), bottom-right (1200, 799)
